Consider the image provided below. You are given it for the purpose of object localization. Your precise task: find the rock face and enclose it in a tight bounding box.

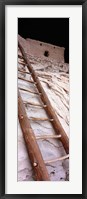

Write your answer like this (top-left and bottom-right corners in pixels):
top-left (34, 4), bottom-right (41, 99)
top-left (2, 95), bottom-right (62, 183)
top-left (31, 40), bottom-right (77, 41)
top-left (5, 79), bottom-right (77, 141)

top-left (18, 35), bottom-right (69, 181)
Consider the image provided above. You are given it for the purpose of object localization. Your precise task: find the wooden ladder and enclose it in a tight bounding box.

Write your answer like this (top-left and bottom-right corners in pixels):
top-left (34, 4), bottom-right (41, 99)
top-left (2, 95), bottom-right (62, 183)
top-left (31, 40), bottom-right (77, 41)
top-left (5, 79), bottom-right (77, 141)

top-left (18, 38), bottom-right (69, 181)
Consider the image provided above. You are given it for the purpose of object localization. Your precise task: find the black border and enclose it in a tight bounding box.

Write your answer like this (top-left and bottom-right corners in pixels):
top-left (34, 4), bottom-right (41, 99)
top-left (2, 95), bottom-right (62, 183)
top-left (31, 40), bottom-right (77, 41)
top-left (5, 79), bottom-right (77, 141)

top-left (0, 0), bottom-right (87, 198)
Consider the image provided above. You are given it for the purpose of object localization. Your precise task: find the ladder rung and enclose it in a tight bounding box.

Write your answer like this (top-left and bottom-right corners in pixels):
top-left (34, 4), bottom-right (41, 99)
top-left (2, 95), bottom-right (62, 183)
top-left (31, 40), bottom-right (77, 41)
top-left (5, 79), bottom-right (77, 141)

top-left (29, 117), bottom-right (54, 121)
top-left (18, 76), bottom-right (34, 84)
top-left (18, 69), bottom-right (31, 75)
top-left (18, 61), bottom-right (26, 66)
top-left (45, 154), bottom-right (69, 164)
top-left (36, 134), bottom-right (61, 140)
top-left (24, 101), bottom-right (47, 108)
top-left (19, 87), bottom-right (39, 95)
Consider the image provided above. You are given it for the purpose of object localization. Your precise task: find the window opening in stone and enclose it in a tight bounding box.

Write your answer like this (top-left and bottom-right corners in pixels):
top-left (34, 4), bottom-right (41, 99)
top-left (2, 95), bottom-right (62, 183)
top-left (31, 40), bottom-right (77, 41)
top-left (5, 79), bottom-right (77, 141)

top-left (44, 50), bottom-right (49, 57)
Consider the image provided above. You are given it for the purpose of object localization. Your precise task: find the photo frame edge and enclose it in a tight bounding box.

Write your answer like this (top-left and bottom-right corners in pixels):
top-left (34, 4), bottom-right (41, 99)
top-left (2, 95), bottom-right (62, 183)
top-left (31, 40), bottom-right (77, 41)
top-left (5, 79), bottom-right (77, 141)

top-left (0, 0), bottom-right (87, 198)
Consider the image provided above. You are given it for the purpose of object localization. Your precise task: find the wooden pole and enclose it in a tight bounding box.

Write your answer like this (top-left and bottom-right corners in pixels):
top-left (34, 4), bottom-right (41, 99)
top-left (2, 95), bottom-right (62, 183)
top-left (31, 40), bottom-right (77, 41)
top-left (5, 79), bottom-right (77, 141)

top-left (18, 39), bottom-right (69, 154)
top-left (18, 91), bottom-right (50, 181)
top-left (45, 154), bottom-right (69, 164)
top-left (18, 76), bottom-right (34, 84)
top-left (36, 134), bottom-right (61, 139)
top-left (19, 87), bottom-right (39, 95)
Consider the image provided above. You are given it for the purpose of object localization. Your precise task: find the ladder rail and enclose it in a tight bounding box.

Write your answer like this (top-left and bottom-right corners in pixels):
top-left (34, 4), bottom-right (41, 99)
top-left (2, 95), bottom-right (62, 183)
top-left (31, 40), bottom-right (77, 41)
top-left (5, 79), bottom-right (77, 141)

top-left (18, 90), bottom-right (50, 181)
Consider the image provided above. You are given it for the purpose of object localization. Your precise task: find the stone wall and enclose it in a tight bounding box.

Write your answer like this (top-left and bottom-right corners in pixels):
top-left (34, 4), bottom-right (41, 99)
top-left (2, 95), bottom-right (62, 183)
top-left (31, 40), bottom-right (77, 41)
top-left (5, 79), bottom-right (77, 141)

top-left (26, 38), bottom-right (65, 63)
